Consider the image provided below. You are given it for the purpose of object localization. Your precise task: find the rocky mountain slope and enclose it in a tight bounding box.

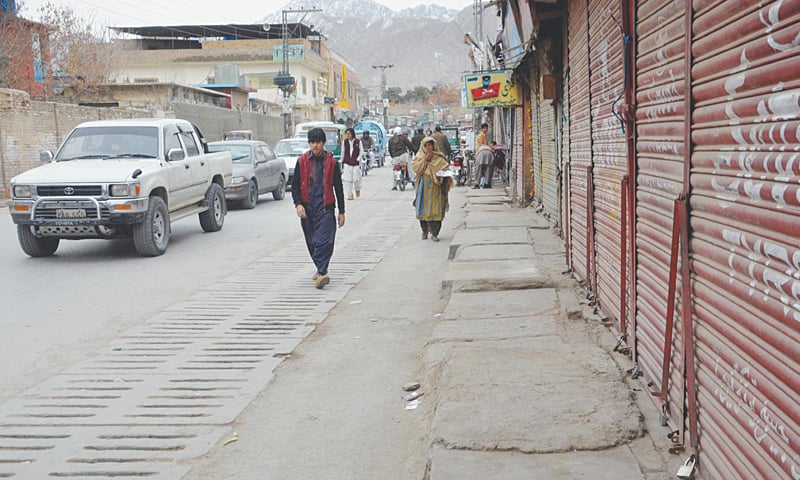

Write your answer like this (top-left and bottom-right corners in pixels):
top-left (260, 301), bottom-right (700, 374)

top-left (262, 0), bottom-right (488, 95)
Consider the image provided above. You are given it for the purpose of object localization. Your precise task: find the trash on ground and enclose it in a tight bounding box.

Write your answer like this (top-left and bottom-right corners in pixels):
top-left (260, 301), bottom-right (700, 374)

top-left (433, 313), bottom-right (442, 317)
top-left (405, 399), bottom-right (421, 410)
top-left (402, 382), bottom-right (420, 392)
top-left (404, 391), bottom-right (424, 401)
top-left (350, 300), bottom-right (363, 305)
top-left (222, 432), bottom-right (238, 446)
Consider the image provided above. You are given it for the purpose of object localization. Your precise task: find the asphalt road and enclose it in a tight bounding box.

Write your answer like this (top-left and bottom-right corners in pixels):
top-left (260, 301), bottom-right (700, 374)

top-left (0, 189), bottom-right (298, 401)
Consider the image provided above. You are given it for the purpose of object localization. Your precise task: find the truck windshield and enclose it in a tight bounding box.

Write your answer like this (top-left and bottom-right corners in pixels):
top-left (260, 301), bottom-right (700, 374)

top-left (57, 126), bottom-right (159, 161)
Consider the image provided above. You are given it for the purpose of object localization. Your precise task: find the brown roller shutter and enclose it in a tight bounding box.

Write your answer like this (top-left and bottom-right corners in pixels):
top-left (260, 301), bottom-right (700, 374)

top-left (633, 0), bottom-right (687, 430)
top-left (588, 0), bottom-right (628, 326)
top-left (568, 0), bottom-right (591, 279)
top-left (690, 0), bottom-right (800, 478)
top-left (541, 100), bottom-right (560, 225)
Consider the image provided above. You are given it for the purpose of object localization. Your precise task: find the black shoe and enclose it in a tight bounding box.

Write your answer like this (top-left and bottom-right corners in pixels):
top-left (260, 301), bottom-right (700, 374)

top-left (472, 185), bottom-right (480, 189)
top-left (391, 186), bottom-right (397, 190)
top-left (421, 232), bottom-right (428, 240)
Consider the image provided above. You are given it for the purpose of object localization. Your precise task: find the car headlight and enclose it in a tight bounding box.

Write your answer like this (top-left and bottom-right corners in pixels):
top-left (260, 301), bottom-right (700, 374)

top-left (13, 185), bottom-right (33, 198)
top-left (109, 183), bottom-right (140, 197)
top-left (231, 176), bottom-right (246, 185)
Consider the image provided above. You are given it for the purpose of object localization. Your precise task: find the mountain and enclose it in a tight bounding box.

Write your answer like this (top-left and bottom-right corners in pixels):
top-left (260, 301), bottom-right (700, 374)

top-left (262, 0), bottom-right (484, 96)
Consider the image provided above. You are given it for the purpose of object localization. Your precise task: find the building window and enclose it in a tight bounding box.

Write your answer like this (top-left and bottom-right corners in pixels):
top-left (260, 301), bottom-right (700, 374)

top-left (311, 81), bottom-right (316, 98)
top-left (302, 76), bottom-right (307, 95)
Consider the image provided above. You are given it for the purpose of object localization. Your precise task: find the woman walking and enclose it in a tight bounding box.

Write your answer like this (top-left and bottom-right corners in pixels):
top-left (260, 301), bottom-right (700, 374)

top-left (412, 137), bottom-right (452, 242)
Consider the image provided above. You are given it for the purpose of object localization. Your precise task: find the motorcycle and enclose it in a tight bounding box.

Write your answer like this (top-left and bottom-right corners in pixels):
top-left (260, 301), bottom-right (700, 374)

top-left (449, 151), bottom-right (468, 186)
top-left (360, 148), bottom-right (372, 176)
top-left (393, 163), bottom-right (410, 191)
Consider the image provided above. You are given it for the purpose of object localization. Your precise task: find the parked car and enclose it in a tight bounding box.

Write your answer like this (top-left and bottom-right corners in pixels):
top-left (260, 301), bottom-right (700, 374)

top-left (273, 137), bottom-right (309, 187)
top-left (223, 130), bottom-right (254, 140)
top-left (208, 140), bottom-right (287, 209)
top-left (8, 118), bottom-right (233, 257)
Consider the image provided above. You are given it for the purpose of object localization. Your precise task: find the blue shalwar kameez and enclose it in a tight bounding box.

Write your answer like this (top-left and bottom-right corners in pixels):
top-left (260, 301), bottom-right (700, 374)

top-left (301, 156), bottom-right (337, 276)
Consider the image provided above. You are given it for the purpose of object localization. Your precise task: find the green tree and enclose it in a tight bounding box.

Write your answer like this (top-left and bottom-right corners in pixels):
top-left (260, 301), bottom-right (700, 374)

top-left (404, 86), bottom-right (431, 103)
top-left (385, 87), bottom-right (403, 104)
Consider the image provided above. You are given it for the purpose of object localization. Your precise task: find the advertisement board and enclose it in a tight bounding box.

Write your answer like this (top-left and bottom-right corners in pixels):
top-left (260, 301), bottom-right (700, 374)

top-left (463, 70), bottom-right (520, 107)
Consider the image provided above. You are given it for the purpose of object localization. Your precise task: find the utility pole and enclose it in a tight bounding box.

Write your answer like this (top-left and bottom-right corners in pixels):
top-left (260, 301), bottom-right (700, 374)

top-left (276, 7), bottom-right (321, 138)
top-left (372, 64), bottom-right (393, 128)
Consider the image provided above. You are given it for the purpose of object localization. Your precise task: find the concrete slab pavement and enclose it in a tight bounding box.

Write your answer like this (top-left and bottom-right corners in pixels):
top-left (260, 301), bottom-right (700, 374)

top-left (425, 185), bottom-right (676, 479)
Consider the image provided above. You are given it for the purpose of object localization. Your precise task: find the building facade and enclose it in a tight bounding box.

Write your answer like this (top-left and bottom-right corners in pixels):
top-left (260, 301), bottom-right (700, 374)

top-left (484, 1), bottom-right (800, 479)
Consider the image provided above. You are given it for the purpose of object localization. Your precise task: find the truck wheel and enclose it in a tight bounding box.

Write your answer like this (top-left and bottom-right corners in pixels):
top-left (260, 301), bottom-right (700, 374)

top-left (199, 183), bottom-right (225, 232)
top-left (242, 179), bottom-right (257, 209)
top-left (272, 175), bottom-right (286, 201)
top-left (17, 225), bottom-right (59, 257)
top-left (132, 196), bottom-right (170, 257)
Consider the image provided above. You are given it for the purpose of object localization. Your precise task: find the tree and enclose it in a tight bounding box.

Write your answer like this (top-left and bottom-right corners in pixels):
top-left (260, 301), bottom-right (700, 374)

top-left (404, 86), bottom-right (431, 103)
top-left (385, 87), bottom-right (403, 104)
top-left (0, 1), bottom-right (38, 90)
top-left (34, 1), bottom-right (114, 95)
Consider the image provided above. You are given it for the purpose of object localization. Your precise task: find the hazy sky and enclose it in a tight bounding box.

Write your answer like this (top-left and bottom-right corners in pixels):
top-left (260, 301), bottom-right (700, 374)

top-left (18, 0), bottom-right (475, 28)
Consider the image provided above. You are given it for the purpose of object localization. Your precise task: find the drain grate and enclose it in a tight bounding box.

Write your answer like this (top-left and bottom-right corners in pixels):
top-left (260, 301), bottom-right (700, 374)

top-left (0, 193), bottom-right (417, 478)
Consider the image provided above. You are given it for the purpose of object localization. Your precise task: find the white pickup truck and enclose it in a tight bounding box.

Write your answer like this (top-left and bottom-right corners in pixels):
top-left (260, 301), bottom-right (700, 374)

top-left (8, 118), bottom-right (233, 257)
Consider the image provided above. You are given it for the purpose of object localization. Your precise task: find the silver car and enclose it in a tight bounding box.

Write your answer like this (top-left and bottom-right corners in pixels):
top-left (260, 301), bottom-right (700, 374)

top-left (274, 137), bottom-right (310, 187)
top-left (208, 140), bottom-right (287, 209)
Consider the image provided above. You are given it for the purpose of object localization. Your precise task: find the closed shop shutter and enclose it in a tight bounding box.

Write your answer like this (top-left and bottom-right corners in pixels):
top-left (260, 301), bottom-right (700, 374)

top-left (532, 64), bottom-right (543, 205)
top-left (541, 101), bottom-right (560, 225)
top-left (567, 0), bottom-right (591, 280)
top-left (633, 0), bottom-right (687, 429)
top-left (689, 1), bottom-right (800, 478)
top-left (512, 107), bottom-right (523, 201)
top-left (588, 0), bottom-right (627, 325)
top-left (561, 63), bottom-right (571, 237)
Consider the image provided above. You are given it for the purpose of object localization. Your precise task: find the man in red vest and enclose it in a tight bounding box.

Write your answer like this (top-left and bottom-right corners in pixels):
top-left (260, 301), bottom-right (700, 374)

top-left (291, 128), bottom-right (346, 289)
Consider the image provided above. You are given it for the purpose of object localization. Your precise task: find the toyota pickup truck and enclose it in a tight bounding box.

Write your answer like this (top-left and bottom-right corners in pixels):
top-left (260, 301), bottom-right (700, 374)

top-left (8, 118), bottom-right (233, 257)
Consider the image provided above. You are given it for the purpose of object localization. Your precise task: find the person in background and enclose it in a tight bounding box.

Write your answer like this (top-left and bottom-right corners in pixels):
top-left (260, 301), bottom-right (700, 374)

top-left (292, 128), bottom-right (346, 289)
top-left (341, 128), bottom-right (361, 200)
top-left (473, 141), bottom-right (494, 189)
top-left (388, 127), bottom-right (416, 189)
top-left (360, 130), bottom-right (375, 167)
top-left (433, 126), bottom-right (452, 158)
top-left (412, 136), bottom-right (452, 242)
top-left (493, 143), bottom-right (506, 185)
top-left (476, 123), bottom-right (488, 147)
top-left (411, 128), bottom-right (425, 154)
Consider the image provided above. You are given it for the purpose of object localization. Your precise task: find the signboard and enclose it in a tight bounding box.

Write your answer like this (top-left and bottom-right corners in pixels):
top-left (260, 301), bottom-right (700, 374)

top-left (341, 65), bottom-right (347, 101)
top-left (463, 70), bottom-right (520, 107)
top-left (272, 44), bottom-right (305, 61)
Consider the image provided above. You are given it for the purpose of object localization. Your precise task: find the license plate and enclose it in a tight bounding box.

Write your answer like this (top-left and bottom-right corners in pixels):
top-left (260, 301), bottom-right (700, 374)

top-left (56, 209), bottom-right (86, 219)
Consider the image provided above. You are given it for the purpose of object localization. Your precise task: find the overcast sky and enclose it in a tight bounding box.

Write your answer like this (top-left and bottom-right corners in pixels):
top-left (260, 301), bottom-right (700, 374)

top-left (18, 0), bottom-right (474, 29)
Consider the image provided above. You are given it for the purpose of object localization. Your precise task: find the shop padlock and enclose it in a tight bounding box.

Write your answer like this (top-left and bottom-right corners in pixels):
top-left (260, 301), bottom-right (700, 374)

top-left (676, 455), bottom-right (696, 478)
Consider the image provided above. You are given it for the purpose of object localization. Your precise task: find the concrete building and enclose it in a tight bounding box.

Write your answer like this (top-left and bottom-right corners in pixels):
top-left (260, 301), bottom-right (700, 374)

top-left (106, 24), bottom-right (361, 131)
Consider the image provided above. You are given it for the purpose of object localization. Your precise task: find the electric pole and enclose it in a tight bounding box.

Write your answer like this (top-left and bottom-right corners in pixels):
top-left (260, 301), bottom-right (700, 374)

top-left (372, 64), bottom-right (393, 128)
top-left (276, 7), bottom-right (322, 138)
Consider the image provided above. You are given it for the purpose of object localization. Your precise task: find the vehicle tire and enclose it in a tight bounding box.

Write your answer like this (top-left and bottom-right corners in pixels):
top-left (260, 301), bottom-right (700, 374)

top-left (199, 183), bottom-right (225, 232)
top-left (242, 179), bottom-right (257, 209)
top-left (17, 225), bottom-right (59, 257)
top-left (272, 175), bottom-right (286, 201)
top-left (132, 196), bottom-right (170, 257)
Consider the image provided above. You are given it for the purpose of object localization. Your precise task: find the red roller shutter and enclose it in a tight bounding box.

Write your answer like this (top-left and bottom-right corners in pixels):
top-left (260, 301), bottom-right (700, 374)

top-left (690, 0), bottom-right (800, 478)
top-left (568, 0), bottom-right (591, 280)
top-left (633, 0), bottom-right (688, 430)
top-left (588, 0), bottom-right (628, 326)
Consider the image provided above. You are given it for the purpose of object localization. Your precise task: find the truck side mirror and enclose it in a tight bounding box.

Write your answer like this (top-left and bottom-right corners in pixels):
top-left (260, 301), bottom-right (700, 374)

top-left (167, 148), bottom-right (185, 161)
top-left (39, 150), bottom-right (54, 163)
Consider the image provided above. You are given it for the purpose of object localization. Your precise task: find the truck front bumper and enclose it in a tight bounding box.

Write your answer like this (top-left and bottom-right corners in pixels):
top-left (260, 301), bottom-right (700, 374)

top-left (9, 196), bottom-right (149, 229)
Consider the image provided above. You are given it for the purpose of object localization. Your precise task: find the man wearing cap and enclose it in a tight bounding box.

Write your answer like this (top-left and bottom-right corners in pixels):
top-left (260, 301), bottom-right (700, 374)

top-left (433, 126), bottom-right (451, 158)
top-left (292, 128), bottom-right (346, 289)
top-left (388, 127), bottom-right (416, 189)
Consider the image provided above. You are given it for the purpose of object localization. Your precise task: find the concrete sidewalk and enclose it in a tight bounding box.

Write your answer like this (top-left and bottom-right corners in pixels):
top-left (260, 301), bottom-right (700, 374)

top-left (423, 187), bottom-right (679, 480)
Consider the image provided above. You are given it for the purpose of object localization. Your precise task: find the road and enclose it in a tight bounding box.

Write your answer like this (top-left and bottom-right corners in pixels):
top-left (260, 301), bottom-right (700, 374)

top-left (0, 189), bottom-right (298, 401)
top-left (0, 165), bottom-right (442, 479)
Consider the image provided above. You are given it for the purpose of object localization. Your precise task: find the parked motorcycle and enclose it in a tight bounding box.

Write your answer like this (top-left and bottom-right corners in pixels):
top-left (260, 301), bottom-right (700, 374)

top-left (393, 163), bottom-right (410, 191)
top-left (449, 151), bottom-right (468, 186)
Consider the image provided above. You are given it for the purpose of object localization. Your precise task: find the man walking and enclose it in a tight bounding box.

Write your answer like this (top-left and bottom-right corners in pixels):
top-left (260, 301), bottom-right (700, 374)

top-left (473, 142), bottom-right (494, 189)
top-left (292, 128), bottom-right (346, 289)
top-left (433, 126), bottom-right (451, 157)
top-left (341, 128), bottom-right (361, 200)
